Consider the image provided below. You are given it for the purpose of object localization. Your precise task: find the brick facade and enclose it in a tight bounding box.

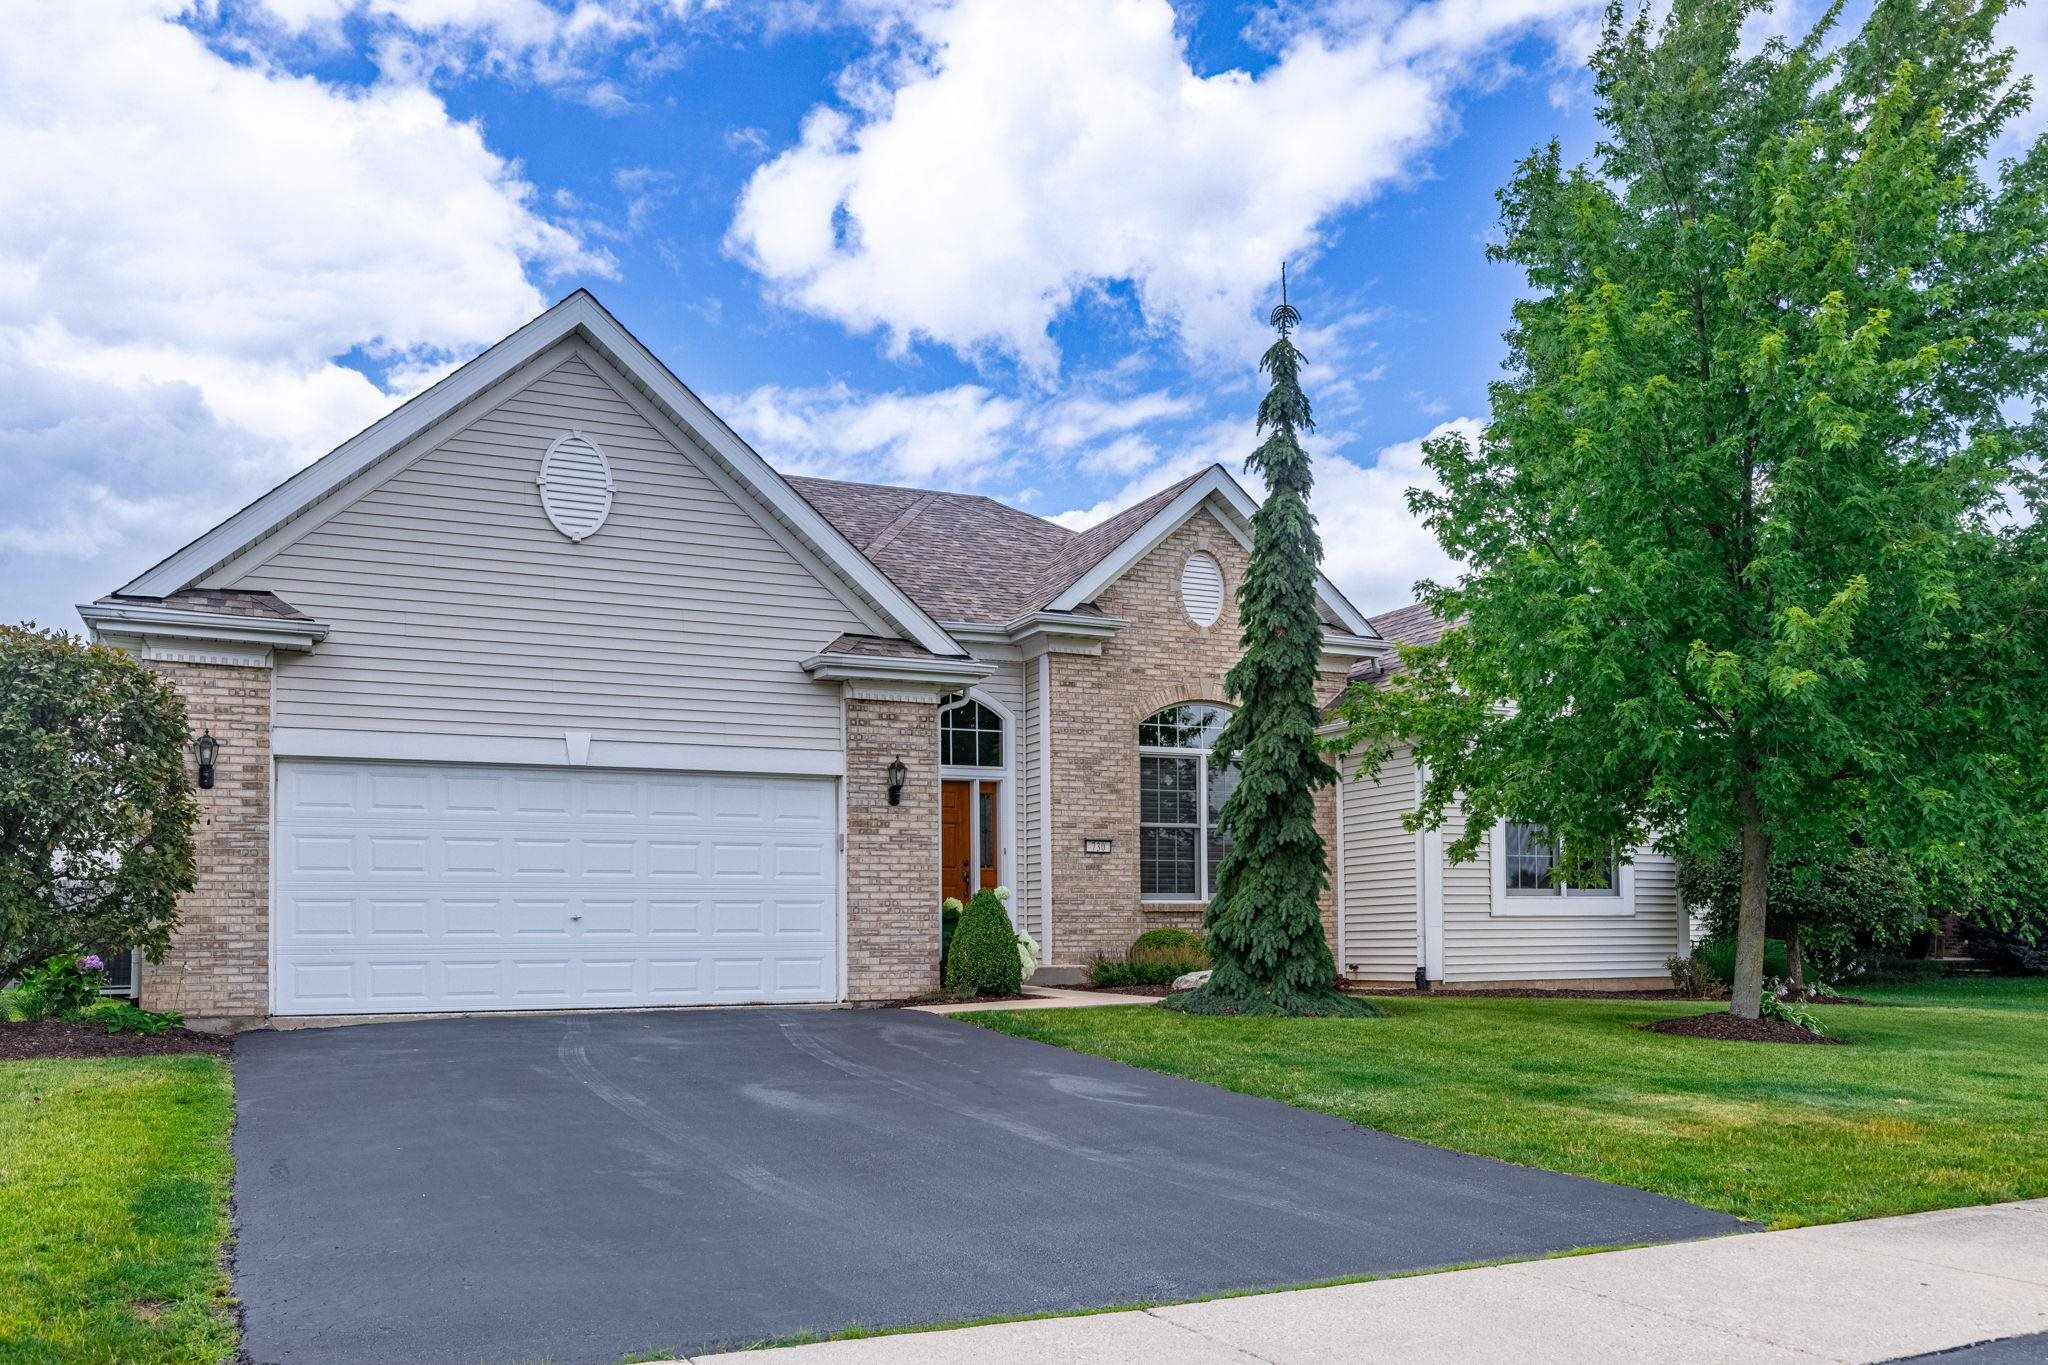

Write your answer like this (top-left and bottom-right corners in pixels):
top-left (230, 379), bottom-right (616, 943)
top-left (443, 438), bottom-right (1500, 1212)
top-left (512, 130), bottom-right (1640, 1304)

top-left (1045, 510), bottom-right (1346, 969)
top-left (844, 694), bottom-right (943, 1002)
top-left (138, 657), bottom-right (273, 1022)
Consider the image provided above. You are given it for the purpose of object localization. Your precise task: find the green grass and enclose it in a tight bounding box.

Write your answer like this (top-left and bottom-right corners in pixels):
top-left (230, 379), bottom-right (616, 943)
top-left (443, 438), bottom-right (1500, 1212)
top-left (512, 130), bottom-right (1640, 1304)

top-left (1850, 973), bottom-right (2048, 1011)
top-left (0, 1057), bottom-right (236, 1364)
top-left (973, 976), bottom-right (2048, 1230)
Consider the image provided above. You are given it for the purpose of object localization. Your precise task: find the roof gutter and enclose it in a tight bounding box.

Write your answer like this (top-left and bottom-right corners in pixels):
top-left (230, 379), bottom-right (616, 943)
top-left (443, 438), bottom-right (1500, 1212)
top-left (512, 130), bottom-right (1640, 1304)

top-left (799, 651), bottom-right (995, 691)
top-left (77, 600), bottom-right (330, 652)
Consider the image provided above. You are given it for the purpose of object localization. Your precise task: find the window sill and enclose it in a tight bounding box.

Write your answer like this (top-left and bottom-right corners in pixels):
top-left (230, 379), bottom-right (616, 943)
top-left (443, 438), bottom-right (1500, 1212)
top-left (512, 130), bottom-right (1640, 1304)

top-left (1490, 898), bottom-right (1636, 918)
top-left (1141, 899), bottom-right (1209, 912)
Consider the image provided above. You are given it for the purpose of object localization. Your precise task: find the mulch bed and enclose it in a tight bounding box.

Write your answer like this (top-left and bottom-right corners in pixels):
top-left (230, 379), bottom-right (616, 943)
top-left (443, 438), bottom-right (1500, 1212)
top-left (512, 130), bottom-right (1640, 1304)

top-left (1348, 985), bottom-right (1874, 1005)
top-left (1373, 986), bottom-right (1721, 1001)
top-left (0, 1020), bottom-right (233, 1061)
top-left (1642, 1012), bottom-right (1841, 1045)
top-left (883, 990), bottom-right (1034, 1008)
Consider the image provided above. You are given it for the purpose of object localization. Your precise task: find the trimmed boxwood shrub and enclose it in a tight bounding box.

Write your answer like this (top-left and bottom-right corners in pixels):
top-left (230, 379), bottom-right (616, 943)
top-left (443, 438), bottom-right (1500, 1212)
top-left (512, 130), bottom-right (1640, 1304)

top-left (944, 889), bottom-right (1021, 996)
top-left (1088, 927), bottom-right (1212, 988)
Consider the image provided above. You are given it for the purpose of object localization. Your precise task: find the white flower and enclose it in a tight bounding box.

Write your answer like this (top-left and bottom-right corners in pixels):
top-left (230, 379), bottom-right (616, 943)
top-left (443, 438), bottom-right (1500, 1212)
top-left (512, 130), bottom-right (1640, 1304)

top-left (993, 885), bottom-right (1012, 902)
top-left (1016, 931), bottom-right (1040, 976)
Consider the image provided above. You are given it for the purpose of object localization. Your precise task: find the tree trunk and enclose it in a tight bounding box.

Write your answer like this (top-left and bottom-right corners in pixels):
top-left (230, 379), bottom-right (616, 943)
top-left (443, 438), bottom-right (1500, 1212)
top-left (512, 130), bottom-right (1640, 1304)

top-left (1784, 923), bottom-right (1804, 995)
top-left (1731, 789), bottom-right (1772, 1020)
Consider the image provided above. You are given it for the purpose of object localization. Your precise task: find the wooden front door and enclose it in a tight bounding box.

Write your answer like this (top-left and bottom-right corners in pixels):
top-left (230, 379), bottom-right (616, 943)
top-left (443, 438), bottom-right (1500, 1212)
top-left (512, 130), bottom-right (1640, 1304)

top-left (942, 780), bottom-right (972, 904)
top-left (941, 778), bottom-right (999, 903)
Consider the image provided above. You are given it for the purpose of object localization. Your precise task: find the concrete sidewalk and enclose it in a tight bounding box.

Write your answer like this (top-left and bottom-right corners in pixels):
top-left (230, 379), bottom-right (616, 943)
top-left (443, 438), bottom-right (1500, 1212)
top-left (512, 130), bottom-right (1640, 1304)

top-left (907, 984), bottom-right (1161, 1014)
top-left (675, 1200), bottom-right (2048, 1364)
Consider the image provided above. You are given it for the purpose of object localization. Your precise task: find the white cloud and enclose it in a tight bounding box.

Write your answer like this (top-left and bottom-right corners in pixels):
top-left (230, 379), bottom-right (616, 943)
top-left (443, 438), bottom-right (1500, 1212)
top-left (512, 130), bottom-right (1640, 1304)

top-left (728, 0), bottom-right (1602, 371)
top-left (229, 0), bottom-right (715, 95)
top-left (0, 0), bottom-right (605, 627)
top-left (1315, 418), bottom-right (1471, 614)
top-left (714, 381), bottom-right (1025, 483)
top-left (715, 377), bottom-right (1196, 486)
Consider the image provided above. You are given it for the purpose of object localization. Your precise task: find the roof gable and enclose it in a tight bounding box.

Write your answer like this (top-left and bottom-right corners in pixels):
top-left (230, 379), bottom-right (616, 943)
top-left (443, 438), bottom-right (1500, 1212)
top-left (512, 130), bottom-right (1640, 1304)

top-left (112, 291), bottom-right (964, 658)
top-left (1041, 466), bottom-right (1377, 637)
top-left (788, 463), bottom-right (1379, 638)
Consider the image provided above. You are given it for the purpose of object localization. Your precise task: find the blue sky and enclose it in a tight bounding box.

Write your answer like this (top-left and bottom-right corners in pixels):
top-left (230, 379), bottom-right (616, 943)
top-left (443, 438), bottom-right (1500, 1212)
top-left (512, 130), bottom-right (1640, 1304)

top-left (3, 0), bottom-right (2039, 630)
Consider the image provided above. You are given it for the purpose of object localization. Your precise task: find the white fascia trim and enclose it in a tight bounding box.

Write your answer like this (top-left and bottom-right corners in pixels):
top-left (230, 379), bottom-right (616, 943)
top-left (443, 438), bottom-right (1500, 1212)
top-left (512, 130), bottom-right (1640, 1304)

top-left (800, 652), bottom-right (995, 689)
top-left (273, 727), bottom-right (846, 776)
top-left (1045, 465), bottom-right (1378, 636)
top-left (997, 610), bottom-right (1129, 659)
top-left (1323, 631), bottom-right (1388, 661)
top-left (77, 601), bottom-right (329, 651)
top-left (117, 290), bottom-right (964, 659)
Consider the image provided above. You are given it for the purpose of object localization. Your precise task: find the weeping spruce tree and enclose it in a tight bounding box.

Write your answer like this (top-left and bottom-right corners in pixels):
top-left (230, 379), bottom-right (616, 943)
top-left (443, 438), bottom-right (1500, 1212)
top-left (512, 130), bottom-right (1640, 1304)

top-left (1338, 0), bottom-right (2048, 1021)
top-left (1167, 286), bottom-right (1380, 1019)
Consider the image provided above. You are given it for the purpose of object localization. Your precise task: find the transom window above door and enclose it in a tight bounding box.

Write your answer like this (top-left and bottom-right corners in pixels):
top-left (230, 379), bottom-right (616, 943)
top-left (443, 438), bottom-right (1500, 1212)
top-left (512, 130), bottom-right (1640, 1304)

top-left (939, 695), bottom-right (1003, 768)
top-left (1138, 703), bottom-right (1238, 900)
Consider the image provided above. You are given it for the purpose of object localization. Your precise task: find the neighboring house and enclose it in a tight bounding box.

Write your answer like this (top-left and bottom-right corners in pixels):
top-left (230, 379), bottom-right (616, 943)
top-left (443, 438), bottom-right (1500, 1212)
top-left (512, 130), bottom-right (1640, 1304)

top-left (1336, 605), bottom-right (1692, 990)
top-left (79, 291), bottom-right (1679, 1026)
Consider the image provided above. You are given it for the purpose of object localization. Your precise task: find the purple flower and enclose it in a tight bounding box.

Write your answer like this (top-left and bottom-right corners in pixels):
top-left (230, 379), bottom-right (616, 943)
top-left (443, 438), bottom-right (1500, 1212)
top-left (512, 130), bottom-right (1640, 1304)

top-left (77, 954), bottom-right (104, 972)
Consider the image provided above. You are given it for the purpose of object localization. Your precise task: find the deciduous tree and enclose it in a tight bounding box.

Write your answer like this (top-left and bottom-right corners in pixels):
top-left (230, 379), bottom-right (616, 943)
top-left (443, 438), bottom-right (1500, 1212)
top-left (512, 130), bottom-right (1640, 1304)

top-left (1338, 0), bottom-right (2048, 1019)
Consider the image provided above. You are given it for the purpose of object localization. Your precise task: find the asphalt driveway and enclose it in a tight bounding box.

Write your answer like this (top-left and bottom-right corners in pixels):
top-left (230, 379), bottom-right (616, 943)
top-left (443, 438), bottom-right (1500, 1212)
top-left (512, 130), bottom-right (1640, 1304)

top-left (232, 1008), bottom-right (1748, 1364)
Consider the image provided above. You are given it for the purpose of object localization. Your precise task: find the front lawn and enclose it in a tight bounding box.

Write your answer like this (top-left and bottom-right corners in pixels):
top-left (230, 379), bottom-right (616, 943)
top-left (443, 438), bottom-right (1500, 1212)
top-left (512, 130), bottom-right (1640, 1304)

top-left (0, 1056), bottom-right (236, 1364)
top-left (974, 976), bottom-right (2048, 1229)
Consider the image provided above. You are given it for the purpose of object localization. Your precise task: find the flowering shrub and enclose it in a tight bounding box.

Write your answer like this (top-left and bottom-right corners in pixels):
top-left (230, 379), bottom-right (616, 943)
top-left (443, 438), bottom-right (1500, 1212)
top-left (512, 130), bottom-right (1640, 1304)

top-left (1759, 980), bottom-right (1824, 1036)
top-left (13, 954), bottom-right (107, 1020)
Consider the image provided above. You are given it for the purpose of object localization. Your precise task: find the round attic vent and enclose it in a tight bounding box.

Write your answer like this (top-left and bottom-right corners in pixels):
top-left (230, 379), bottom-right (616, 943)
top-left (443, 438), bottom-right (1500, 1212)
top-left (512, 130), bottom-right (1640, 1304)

top-left (536, 431), bottom-right (615, 542)
top-left (1181, 550), bottom-right (1225, 627)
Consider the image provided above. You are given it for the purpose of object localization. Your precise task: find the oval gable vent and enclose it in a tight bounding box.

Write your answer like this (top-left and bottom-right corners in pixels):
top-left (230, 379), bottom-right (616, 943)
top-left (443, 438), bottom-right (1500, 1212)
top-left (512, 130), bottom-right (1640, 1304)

top-left (1181, 550), bottom-right (1225, 627)
top-left (536, 431), bottom-right (615, 542)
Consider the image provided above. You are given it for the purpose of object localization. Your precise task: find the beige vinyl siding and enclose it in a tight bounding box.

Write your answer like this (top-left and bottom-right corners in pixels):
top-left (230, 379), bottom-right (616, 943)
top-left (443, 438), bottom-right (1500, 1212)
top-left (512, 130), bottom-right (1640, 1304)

top-left (1440, 822), bottom-right (1684, 982)
top-left (223, 349), bottom-right (867, 751)
top-left (1338, 749), bottom-right (1418, 981)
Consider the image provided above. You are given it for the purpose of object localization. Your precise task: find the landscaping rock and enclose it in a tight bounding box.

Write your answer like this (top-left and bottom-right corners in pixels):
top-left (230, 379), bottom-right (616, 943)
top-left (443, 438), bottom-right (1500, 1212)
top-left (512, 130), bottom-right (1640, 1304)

top-left (1172, 969), bottom-right (1212, 991)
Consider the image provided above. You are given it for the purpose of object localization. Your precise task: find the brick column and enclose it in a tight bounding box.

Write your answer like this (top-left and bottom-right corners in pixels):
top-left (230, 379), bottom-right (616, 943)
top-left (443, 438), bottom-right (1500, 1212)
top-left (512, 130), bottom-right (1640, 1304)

top-left (843, 694), bottom-right (942, 1002)
top-left (138, 658), bottom-right (273, 1023)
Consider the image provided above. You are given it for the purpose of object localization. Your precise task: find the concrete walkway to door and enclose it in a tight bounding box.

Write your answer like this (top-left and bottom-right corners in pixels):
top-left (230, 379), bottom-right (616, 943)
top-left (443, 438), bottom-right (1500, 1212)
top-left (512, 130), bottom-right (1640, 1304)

top-left (687, 1200), bottom-right (2048, 1364)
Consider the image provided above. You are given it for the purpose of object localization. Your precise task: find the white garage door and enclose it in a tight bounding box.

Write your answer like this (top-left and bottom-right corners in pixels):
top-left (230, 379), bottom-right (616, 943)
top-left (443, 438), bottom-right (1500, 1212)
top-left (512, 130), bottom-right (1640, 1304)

top-left (273, 760), bottom-right (840, 1015)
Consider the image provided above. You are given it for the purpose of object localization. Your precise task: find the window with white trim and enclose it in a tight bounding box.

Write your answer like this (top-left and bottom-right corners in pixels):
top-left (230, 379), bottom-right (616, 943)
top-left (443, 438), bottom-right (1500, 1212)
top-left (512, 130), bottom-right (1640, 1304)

top-left (1138, 703), bottom-right (1237, 899)
top-left (939, 695), bottom-right (1003, 768)
top-left (1503, 822), bottom-right (1618, 897)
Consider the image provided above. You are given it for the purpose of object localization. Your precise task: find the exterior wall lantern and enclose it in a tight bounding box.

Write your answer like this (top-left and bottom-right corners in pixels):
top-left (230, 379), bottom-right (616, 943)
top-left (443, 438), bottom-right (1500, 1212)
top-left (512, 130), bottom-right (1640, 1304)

top-left (886, 755), bottom-right (907, 806)
top-left (194, 730), bottom-right (220, 790)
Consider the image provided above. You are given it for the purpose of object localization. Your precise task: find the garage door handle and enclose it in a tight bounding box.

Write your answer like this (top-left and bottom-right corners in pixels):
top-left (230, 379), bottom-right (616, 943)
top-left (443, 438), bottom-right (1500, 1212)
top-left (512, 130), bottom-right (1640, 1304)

top-left (570, 914), bottom-right (583, 922)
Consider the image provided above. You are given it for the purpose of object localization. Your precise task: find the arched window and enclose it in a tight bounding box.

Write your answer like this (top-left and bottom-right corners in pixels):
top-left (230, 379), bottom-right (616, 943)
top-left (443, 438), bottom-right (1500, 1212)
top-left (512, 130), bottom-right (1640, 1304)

top-left (939, 695), bottom-right (1003, 768)
top-left (1137, 703), bottom-right (1237, 899)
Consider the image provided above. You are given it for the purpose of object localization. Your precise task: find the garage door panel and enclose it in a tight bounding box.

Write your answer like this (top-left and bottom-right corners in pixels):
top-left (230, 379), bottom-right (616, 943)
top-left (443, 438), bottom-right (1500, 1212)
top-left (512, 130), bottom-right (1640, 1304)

top-left (275, 761), bottom-right (840, 1014)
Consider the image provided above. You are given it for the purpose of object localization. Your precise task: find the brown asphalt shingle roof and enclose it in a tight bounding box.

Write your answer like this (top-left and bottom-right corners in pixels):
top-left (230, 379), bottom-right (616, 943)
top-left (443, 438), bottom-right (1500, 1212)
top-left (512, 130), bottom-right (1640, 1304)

top-left (100, 588), bottom-right (312, 620)
top-left (815, 633), bottom-right (949, 660)
top-left (1353, 602), bottom-right (1455, 685)
top-left (789, 469), bottom-right (1212, 625)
